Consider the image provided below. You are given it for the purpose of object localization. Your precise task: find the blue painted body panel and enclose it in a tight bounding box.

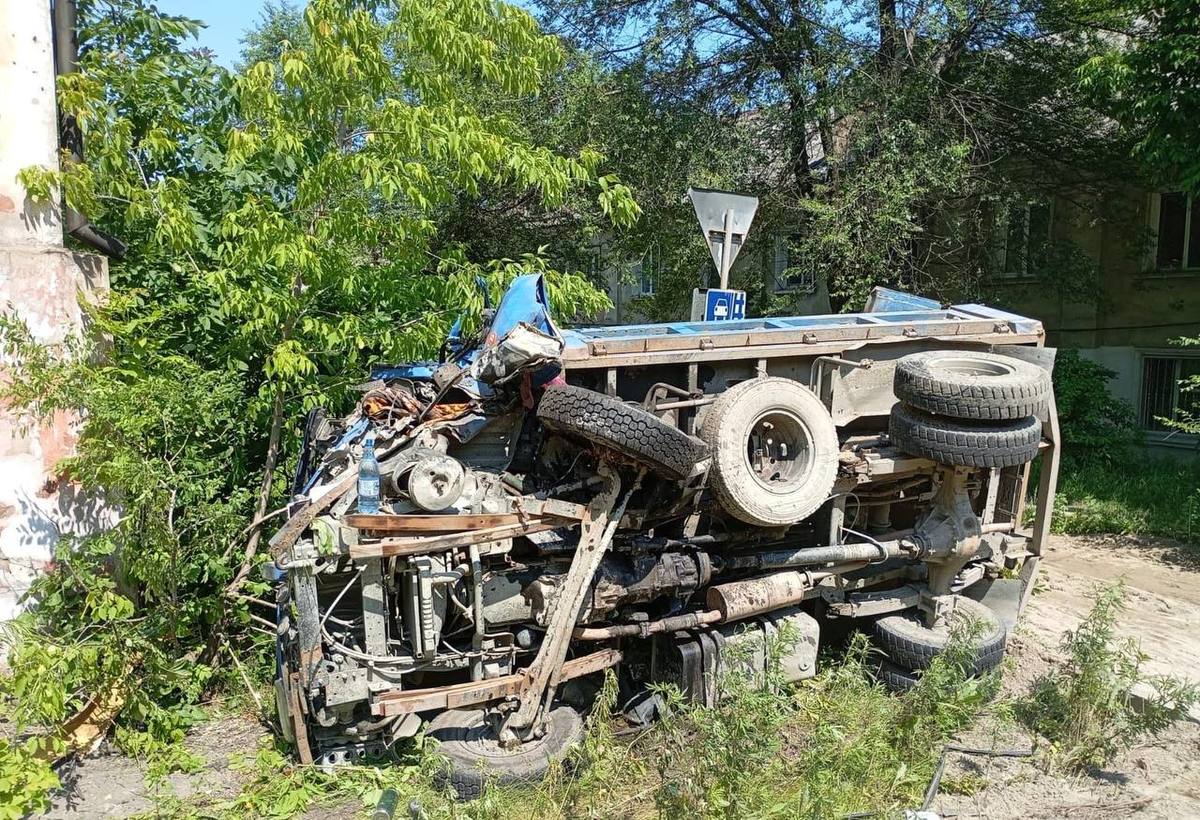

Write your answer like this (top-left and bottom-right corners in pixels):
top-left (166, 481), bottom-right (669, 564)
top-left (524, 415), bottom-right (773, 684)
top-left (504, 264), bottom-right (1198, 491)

top-left (559, 284), bottom-right (1041, 353)
top-left (369, 277), bottom-right (1041, 375)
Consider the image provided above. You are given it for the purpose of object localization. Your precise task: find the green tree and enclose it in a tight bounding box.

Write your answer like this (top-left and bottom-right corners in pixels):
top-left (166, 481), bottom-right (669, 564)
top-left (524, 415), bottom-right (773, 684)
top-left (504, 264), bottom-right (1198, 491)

top-left (2, 0), bottom-right (636, 791)
top-left (539, 0), bottom-right (1133, 312)
top-left (1078, 0), bottom-right (1200, 190)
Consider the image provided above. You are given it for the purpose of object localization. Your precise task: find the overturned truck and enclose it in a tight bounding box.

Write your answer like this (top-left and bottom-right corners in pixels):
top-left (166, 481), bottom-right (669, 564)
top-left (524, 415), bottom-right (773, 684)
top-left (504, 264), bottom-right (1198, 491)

top-left (269, 277), bottom-right (1058, 796)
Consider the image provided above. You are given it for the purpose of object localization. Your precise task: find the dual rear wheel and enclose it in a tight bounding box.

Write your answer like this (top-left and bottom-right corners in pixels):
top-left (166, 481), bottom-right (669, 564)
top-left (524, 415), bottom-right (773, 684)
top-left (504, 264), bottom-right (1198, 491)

top-left (871, 595), bottom-right (1007, 692)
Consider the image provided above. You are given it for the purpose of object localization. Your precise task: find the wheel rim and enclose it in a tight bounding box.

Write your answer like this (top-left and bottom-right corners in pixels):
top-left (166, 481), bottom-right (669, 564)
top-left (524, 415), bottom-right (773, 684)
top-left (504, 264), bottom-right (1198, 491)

top-left (433, 708), bottom-right (572, 764)
top-left (930, 356), bottom-right (1015, 378)
top-left (742, 408), bottom-right (815, 494)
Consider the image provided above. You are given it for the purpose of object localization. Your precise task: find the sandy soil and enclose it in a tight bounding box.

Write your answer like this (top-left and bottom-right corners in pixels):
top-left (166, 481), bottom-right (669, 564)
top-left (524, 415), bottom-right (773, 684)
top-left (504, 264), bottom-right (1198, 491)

top-left (932, 532), bottom-right (1200, 819)
top-left (40, 533), bottom-right (1200, 819)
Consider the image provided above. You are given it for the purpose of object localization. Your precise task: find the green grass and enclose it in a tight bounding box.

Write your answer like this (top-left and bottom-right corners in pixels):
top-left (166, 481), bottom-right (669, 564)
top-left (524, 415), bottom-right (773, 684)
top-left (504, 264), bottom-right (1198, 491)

top-left (135, 631), bottom-right (997, 820)
top-left (129, 588), bottom-right (1200, 819)
top-left (1048, 457), bottom-right (1200, 547)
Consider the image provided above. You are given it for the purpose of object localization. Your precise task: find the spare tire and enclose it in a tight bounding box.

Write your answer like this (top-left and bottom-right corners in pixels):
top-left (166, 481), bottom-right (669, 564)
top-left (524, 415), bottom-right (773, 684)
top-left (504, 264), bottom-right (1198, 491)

top-left (429, 705), bottom-right (584, 800)
top-left (872, 595), bottom-right (1006, 674)
top-left (537, 384), bottom-right (709, 479)
top-left (889, 404), bottom-right (1041, 468)
top-left (894, 350), bottom-right (1050, 421)
top-left (699, 377), bottom-right (839, 527)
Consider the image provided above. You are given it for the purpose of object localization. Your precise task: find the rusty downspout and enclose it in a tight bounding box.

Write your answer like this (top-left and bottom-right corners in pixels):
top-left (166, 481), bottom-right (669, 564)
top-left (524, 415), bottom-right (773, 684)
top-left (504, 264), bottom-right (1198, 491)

top-left (52, 0), bottom-right (127, 258)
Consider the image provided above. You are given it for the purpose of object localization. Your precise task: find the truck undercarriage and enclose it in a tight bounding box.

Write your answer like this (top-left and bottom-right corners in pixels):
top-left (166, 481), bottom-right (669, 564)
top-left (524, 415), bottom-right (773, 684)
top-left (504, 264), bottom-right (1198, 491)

top-left (269, 279), bottom-right (1059, 796)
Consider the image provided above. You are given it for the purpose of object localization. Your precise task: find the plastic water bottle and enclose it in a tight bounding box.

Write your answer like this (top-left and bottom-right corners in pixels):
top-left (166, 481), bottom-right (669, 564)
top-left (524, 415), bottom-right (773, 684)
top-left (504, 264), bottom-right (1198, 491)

top-left (357, 430), bottom-right (381, 514)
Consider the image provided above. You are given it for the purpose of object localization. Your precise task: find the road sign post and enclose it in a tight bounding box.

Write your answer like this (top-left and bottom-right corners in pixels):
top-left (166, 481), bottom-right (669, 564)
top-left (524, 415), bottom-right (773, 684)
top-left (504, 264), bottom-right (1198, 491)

top-left (687, 187), bottom-right (757, 321)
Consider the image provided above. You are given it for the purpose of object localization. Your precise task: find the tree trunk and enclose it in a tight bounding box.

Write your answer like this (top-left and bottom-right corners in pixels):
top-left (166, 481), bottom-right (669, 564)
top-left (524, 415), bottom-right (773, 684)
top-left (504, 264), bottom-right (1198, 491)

top-left (878, 0), bottom-right (898, 71)
top-left (783, 75), bottom-right (815, 195)
top-left (226, 381), bottom-right (285, 594)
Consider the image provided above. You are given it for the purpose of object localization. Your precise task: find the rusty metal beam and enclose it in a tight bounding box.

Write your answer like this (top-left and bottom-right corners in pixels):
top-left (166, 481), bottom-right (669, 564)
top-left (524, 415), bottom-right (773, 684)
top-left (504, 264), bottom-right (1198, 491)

top-left (369, 648), bottom-right (623, 716)
top-left (345, 513), bottom-right (530, 532)
top-left (349, 519), bottom-right (567, 559)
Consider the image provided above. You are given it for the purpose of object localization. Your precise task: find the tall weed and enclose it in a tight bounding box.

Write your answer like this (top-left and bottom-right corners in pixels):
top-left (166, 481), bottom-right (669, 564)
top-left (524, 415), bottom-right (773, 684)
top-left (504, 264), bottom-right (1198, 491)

top-left (1018, 583), bottom-right (1199, 770)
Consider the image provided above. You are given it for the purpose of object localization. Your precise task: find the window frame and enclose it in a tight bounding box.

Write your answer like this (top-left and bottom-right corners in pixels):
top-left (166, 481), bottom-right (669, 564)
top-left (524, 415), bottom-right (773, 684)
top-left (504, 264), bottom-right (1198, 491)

top-left (995, 200), bottom-right (1052, 280)
top-left (1148, 191), bottom-right (1200, 273)
top-left (770, 234), bottom-right (816, 294)
top-left (1138, 350), bottom-right (1200, 437)
top-left (636, 245), bottom-right (657, 297)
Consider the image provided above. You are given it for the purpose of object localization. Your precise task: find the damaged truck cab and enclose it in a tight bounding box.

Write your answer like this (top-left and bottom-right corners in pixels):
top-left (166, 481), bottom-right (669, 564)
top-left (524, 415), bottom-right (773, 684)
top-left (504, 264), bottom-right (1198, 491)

top-left (269, 276), bottom-right (1058, 796)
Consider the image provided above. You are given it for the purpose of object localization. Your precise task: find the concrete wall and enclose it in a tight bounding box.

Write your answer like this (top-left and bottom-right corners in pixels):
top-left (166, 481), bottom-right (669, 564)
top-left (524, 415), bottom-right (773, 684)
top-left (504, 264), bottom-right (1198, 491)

top-left (0, 0), bottom-right (115, 619)
top-left (989, 186), bottom-right (1200, 459)
top-left (0, 0), bottom-right (61, 245)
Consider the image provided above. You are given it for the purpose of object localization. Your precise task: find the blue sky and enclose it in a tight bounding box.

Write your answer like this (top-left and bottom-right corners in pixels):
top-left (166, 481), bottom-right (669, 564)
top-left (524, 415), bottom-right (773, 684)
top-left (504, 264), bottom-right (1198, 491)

top-left (154, 1), bottom-right (543, 67)
top-left (154, 0), bottom-right (272, 67)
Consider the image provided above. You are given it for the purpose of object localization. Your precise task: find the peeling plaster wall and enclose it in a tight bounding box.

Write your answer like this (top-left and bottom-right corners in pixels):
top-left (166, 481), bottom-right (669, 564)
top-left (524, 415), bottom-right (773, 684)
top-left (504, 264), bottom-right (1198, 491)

top-left (0, 248), bottom-right (116, 621)
top-left (0, 0), bottom-right (61, 246)
top-left (0, 1), bottom-right (117, 621)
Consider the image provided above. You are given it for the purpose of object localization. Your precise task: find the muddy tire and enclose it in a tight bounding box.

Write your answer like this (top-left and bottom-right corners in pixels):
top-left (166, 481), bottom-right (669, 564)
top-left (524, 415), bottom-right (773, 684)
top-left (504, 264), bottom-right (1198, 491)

top-left (876, 659), bottom-right (920, 693)
top-left (889, 404), bottom-right (1041, 468)
top-left (428, 705), bottom-right (584, 800)
top-left (872, 595), bottom-right (1006, 673)
top-left (894, 350), bottom-right (1050, 421)
top-left (537, 384), bottom-right (709, 479)
top-left (699, 377), bottom-right (839, 527)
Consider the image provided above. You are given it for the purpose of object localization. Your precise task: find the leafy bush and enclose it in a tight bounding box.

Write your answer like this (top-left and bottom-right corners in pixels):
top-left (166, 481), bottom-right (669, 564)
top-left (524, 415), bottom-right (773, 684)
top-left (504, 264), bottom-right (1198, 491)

top-left (1052, 350), bottom-right (1140, 464)
top-left (1163, 336), bottom-right (1200, 435)
top-left (1018, 583), bottom-right (1199, 771)
top-left (0, 1), bottom-right (633, 810)
top-left (0, 737), bottom-right (59, 820)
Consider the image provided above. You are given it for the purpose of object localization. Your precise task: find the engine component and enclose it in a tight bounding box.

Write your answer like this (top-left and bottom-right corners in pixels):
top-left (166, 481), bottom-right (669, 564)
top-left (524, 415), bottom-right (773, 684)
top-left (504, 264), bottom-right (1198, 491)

top-left (400, 554), bottom-right (451, 658)
top-left (894, 350), bottom-right (1051, 420)
top-left (700, 377), bottom-right (839, 527)
top-left (408, 453), bottom-right (466, 511)
top-left (525, 551), bottom-right (712, 626)
top-left (536, 384), bottom-right (710, 480)
top-left (588, 551), bottom-right (712, 619)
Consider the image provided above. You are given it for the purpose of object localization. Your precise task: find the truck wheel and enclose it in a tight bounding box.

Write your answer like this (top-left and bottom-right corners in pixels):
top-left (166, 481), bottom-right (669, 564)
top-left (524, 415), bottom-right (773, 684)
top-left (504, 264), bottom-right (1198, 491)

top-left (889, 404), bottom-right (1041, 468)
top-left (428, 705), bottom-right (584, 800)
top-left (876, 659), bottom-right (920, 693)
top-left (872, 595), bottom-right (1006, 673)
top-left (894, 350), bottom-right (1050, 421)
top-left (537, 384), bottom-right (709, 479)
top-left (699, 377), bottom-right (839, 527)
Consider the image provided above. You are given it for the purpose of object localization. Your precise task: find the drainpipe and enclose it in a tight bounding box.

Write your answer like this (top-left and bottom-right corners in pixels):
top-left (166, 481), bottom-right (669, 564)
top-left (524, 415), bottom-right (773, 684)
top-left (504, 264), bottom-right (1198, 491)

top-left (51, 0), bottom-right (126, 259)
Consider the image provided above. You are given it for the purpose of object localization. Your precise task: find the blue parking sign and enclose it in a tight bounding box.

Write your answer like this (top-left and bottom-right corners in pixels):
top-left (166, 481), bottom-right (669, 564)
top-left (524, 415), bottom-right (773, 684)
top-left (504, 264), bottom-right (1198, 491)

top-left (704, 288), bottom-right (746, 321)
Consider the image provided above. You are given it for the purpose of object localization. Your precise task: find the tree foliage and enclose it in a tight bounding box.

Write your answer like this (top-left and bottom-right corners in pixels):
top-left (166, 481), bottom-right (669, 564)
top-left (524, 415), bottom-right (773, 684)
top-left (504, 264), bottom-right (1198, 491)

top-left (537, 0), bottom-right (1137, 311)
top-left (1078, 0), bottom-right (1200, 191)
top-left (1, 0), bottom-right (636, 794)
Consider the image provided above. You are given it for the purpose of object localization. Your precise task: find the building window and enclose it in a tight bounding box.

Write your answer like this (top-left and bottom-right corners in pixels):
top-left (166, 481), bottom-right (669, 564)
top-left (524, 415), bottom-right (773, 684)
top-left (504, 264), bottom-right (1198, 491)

top-left (1153, 192), bottom-right (1200, 270)
top-left (636, 246), bottom-right (657, 296)
top-left (771, 234), bottom-right (815, 293)
top-left (1140, 355), bottom-right (1200, 432)
top-left (997, 201), bottom-right (1051, 278)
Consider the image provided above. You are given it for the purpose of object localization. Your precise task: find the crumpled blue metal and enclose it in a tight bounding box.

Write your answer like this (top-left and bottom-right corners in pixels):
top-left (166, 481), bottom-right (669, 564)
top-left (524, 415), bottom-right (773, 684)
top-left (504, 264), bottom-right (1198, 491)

top-left (482, 273), bottom-right (561, 347)
top-left (372, 273), bottom-right (560, 385)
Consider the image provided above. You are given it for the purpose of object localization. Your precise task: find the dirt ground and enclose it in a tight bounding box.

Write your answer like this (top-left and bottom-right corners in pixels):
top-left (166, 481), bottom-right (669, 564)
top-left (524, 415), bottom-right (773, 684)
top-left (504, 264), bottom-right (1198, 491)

top-left (42, 532), bottom-right (1200, 819)
top-left (932, 533), bottom-right (1200, 820)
